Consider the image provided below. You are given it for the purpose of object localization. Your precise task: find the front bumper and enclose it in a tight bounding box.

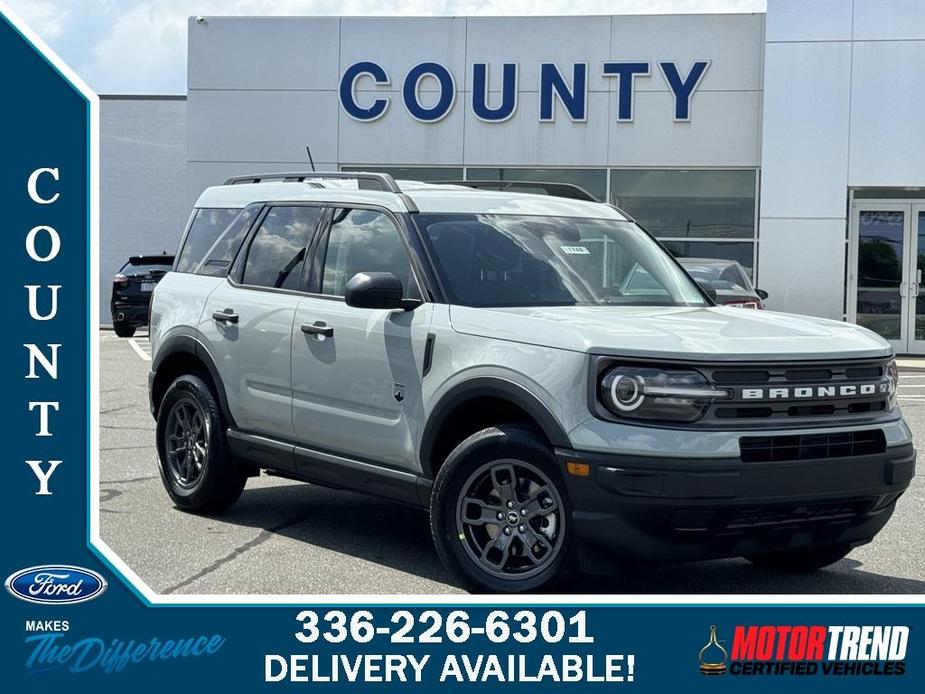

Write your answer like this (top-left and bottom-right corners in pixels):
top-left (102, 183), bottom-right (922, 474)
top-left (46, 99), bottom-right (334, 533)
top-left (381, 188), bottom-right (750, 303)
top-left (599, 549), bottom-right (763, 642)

top-left (558, 443), bottom-right (915, 564)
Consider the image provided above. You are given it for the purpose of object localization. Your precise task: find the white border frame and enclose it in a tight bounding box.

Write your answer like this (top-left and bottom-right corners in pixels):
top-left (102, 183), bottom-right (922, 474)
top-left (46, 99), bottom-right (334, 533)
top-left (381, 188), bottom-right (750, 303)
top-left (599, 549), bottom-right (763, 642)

top-left (3, 4), bottom-right (920, 607)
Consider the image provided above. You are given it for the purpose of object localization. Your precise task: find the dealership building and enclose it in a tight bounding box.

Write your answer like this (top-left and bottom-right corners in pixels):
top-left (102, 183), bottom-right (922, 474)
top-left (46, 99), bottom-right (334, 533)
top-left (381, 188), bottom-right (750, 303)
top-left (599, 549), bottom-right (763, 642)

top-left (100, 0), bottom-right (925, 352)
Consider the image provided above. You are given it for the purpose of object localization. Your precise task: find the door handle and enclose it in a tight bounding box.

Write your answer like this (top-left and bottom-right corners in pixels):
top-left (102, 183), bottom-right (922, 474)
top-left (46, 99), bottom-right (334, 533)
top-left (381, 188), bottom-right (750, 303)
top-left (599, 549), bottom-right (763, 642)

top-left (212, 309), bottom-right (239, 324)
top-left (301, 321), bottom-right (334, 337)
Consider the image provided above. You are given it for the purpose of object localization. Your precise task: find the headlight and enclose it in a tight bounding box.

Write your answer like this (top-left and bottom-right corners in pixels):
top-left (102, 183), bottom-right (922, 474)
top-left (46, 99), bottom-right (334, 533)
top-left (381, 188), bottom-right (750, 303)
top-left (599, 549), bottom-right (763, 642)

top-left (599, 365), bottom-right (730, 422)
top-left (887, 358), bottom-right (898, 410)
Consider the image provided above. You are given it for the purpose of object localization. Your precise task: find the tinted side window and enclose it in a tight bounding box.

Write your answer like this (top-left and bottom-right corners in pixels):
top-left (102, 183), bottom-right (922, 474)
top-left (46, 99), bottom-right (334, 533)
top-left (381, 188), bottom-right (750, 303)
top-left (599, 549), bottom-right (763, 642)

top-left (196, 204), bottom-right (260, 277)
top-left (242, 206), bottom-right (322, 290)
top-left (175, 208), bottom-right (241, 273)
top-left (321, 209), bottom-right (416, 297)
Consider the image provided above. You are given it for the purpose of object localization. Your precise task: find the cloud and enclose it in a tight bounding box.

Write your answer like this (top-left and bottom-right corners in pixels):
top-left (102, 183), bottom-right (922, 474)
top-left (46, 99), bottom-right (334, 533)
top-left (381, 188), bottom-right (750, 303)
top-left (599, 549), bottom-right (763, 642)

top-left (8, 0), bottom-right (69, 38)
top-left (5, 0), bottom-right (766, 93)
top-left (85, 3), bottom-right (188, 93)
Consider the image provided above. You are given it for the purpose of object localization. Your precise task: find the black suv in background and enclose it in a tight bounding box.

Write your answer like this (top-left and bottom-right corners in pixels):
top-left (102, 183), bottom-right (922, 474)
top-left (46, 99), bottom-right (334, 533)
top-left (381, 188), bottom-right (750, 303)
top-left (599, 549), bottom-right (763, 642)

top-left (110, 254), bottom-right (173, 337)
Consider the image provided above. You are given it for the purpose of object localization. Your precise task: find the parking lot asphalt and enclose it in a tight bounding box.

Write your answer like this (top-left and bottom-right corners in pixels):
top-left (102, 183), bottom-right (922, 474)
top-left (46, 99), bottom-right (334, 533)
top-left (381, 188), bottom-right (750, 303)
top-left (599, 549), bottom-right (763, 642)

top-left (99, 330), bottom-right (925, 596)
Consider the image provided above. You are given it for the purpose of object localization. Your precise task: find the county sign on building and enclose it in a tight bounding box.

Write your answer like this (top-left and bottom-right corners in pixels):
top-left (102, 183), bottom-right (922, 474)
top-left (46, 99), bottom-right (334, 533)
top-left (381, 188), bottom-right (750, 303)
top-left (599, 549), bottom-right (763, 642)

top-left (337, 59), bottom-right (711, 123)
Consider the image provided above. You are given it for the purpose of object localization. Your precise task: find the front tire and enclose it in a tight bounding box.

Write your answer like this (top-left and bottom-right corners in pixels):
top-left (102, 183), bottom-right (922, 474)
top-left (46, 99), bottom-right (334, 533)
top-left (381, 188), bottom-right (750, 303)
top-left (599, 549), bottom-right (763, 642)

top-left (155, 374), bottom-right (246, 513)
top-left (745, 545), bottom-right (852, 572)
top-left (431, 425), bottom-right (578, 593)
top-left (113, 321), bottom-right (135, 338)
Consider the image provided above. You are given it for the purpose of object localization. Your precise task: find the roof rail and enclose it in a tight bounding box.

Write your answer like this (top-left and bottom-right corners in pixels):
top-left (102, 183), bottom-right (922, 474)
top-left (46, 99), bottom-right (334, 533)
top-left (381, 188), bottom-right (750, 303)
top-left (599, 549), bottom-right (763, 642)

top-left (223, 171), bottom-right (403, 193)
top-left (436, 180), bottom-right (599, 202)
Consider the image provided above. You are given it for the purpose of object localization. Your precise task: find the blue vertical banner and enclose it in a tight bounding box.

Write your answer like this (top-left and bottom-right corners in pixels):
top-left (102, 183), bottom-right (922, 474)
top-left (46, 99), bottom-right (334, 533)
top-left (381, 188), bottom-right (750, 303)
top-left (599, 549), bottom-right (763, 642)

top-left (0, 5), bottom-right (923, 694)
top-left (2, 1), bottom-right (93, 600)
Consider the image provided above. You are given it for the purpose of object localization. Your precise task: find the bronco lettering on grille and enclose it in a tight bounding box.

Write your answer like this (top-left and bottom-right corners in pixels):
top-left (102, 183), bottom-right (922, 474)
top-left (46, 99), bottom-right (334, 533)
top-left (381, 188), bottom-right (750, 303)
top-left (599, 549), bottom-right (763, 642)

top-left (738, 383), bottom-right (889, 401)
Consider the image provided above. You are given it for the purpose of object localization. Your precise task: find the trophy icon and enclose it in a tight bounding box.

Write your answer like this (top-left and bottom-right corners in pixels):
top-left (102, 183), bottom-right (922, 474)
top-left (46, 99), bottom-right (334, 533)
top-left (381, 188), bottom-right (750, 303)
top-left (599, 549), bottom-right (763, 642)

top-left (699, 625), bottom-right (728, 675)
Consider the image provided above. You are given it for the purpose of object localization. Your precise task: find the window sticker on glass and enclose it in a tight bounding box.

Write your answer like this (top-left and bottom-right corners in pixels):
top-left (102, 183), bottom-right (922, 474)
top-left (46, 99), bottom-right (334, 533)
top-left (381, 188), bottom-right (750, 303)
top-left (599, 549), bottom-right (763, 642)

top-left (561, 245), bottom-right (590, 255)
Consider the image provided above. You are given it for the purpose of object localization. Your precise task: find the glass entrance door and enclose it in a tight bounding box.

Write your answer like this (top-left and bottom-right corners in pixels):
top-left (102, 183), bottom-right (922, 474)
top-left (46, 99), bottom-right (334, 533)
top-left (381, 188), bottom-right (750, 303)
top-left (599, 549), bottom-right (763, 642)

top-left (850, 202), bottom-right (925, 354)
top-left (907, 205), bottom-right (925, 353)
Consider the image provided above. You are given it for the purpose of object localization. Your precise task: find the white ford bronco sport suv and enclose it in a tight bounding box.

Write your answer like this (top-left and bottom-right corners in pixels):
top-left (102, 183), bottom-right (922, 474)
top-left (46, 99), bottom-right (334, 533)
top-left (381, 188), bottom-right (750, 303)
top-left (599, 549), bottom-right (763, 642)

top-left (148, 172), bottom-right (914, 593)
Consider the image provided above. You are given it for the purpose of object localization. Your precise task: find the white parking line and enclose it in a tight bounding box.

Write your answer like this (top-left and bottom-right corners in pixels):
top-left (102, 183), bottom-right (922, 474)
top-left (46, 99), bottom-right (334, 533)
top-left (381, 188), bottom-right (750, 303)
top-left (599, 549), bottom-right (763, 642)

top-left (127, 338), bottom-right (151, 362)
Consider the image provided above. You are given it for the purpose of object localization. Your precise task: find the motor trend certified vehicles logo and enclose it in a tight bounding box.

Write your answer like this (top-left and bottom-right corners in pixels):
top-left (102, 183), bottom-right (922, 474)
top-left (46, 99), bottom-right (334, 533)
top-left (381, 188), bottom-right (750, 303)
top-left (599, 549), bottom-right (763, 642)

top-left (700, 625), bottom-right (909, 677)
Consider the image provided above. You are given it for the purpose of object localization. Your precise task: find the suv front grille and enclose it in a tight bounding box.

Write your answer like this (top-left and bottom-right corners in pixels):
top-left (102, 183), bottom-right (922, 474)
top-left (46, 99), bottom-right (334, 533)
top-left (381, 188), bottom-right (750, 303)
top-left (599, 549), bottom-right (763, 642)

top-left (700, 358), bottom-right (893, 426)
top-left (739, 429), bottom-right (886, 463)
top-left (713, 399), bottom-right (887, 420)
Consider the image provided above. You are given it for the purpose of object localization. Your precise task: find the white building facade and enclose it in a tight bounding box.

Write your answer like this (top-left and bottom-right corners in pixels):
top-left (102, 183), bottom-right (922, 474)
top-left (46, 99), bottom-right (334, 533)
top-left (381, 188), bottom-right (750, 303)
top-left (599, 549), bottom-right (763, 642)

top-left (174, 0), bottom-right (925, 351)
top-left (101, 95), bottom-right (187, 321)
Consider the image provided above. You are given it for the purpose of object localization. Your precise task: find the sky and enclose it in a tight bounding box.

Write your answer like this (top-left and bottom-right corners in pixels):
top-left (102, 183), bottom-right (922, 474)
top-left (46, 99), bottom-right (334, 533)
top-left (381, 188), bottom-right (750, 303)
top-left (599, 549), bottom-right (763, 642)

top-left (6, 0), bottom-right (765, 94)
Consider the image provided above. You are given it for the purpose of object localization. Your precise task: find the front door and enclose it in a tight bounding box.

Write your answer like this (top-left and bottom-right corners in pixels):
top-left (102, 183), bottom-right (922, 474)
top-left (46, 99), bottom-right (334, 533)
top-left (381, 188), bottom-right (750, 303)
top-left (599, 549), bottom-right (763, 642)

top-left (850, 202), bottom-right (925, 354)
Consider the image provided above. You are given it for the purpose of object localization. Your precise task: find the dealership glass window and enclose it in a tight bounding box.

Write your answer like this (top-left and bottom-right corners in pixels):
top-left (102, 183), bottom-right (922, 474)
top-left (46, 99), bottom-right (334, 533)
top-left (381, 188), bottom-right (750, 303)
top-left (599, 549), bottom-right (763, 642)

top-left (341, 166), bottom-right (464, 182)
top-left (467, 168), bottom-right (608, 203)
top-left (660, 240), bottom-right (756, 279)
top-left (610, 170), bottom-right (756, 239)
top-left (241, 206), bottom-right (322, 290)
top-left (321, 209), bottom-right (417, 298)
top-left (175, 208), bottom-right (241, 274)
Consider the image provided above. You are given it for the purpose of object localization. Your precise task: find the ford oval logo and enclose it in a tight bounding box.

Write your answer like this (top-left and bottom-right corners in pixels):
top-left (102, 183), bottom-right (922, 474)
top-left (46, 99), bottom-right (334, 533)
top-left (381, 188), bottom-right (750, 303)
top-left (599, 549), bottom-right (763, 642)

top-left (5, 565), bottom-right (107, 605)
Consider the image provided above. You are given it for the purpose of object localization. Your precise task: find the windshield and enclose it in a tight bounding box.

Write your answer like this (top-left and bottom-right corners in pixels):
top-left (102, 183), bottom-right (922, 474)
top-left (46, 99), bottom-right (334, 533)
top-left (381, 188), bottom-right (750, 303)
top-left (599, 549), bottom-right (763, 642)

top-left (415, 213), bottom-right (707, 307)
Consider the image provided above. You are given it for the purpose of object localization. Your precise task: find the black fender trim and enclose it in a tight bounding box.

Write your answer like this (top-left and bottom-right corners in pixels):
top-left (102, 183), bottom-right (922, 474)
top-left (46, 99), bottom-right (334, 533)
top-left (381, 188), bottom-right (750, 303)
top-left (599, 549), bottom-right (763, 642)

top-left (419, 377), bottom-right (571, 478)
top-left (150, 332), bottom-right (237, 427)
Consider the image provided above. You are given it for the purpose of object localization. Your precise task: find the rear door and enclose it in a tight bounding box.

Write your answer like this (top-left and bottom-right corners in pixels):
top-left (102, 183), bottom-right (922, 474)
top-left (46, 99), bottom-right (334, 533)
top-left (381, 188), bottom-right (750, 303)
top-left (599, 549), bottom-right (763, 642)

top-left (200, 204), bottom-right (324, 440)
top-left (290, 207), bottom-right (433, 470)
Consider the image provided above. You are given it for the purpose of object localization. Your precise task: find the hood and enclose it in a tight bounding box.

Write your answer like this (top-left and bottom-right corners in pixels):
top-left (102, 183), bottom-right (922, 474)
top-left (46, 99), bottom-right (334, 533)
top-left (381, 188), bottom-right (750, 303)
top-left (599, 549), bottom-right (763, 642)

top-left (448, 305), bottom-right (893, 361)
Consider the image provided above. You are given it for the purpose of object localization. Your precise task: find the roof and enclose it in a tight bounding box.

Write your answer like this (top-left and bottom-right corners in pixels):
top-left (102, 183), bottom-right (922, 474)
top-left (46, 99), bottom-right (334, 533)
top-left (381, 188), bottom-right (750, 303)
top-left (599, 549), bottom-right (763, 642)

top-left (195, 182), bottom-right (409, 212)
top-left (193, 173), bottom-right (628, 220)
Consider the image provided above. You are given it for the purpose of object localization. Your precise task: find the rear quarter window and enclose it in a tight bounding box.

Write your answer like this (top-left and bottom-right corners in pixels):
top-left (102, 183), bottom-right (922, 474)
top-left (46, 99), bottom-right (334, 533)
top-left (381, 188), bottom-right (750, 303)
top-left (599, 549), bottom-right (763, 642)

top-left (175, 206), bottom-right (259, 275)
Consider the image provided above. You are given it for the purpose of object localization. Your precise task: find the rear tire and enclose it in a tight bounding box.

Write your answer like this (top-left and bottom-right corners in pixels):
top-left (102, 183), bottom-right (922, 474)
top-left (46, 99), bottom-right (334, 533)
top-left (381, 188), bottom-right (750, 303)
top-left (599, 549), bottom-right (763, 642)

top-left (155, 374), bottom-right (246, 513)
top-left (113, 321), bottom-right (135, 338)
top-left (430, 425), bottom-right (578, 593)
top-left (745, 545), bottom-right (852, 572)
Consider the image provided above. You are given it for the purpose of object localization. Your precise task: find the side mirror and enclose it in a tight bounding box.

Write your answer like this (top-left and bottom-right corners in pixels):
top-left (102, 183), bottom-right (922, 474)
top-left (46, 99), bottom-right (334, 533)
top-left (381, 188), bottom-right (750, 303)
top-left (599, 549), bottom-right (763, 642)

top-left (695, 278), bottom-right (718, 302)
top-left (756, 288), bottom-right (769, 300)
top-left (345, 272), bottom-right (421, 311)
